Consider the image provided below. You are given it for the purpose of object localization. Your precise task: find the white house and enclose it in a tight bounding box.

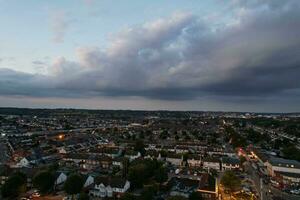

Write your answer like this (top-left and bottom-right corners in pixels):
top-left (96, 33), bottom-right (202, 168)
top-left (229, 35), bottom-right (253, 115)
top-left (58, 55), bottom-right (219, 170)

top-left (166, 154), bottom-right (183, 166)
top-left (125, 151), bottom-right (141, 161)
top-left (83, 175), bottom-right (95, 188)
top-left (112, 158), bottom-right (123, 167)
top-left (203, 157), bottom-right (220, 171)
top-left (58, 147), bottom-right (67, 154)
top-left (17, 157), bottom-right (31, 168)
top-left (55, 172), bottom-right (67, 185)
top-left (187, 155), bottom-right (201, 167)
top-left (17, 156), bottom-right (39, 168)
top-left (110, 178), bottom-right (130, 194)
top-left (90, 177), bottom-right (130, 198)
top-left (221, 157), bottom-right (240, 171)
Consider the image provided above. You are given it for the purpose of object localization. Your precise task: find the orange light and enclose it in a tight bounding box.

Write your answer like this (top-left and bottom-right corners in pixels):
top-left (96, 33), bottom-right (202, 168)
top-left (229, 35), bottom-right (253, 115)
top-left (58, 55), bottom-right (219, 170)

top-left (58, 134), bottom-right (64, 139)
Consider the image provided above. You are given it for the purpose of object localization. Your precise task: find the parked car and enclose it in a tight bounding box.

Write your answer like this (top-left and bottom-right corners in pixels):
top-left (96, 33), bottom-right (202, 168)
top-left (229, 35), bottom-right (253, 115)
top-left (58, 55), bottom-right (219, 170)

top-left (290, 189), bottom-right (300, 195)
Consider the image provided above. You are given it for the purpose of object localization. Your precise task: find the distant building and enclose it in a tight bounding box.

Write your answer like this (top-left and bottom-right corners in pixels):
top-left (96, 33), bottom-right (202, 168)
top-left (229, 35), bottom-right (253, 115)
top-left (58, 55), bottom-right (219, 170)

top-left (266, 157), bottom-right (300, 176)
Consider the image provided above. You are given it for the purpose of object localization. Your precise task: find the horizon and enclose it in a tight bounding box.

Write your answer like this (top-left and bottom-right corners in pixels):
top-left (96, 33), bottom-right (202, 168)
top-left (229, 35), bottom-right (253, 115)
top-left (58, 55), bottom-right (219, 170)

top-left (0, 106), bottom-right (299, 114)
top-left (1, 0), bottom-right (300, 112)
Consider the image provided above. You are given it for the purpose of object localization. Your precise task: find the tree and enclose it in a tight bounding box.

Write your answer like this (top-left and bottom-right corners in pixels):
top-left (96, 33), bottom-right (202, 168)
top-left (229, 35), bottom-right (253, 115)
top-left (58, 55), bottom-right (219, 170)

top-left (1, 172), bottom-right (27, 198)
top-left (139, 131), bottom-right (145, 139)
top-left (134, 140), bottom-right (146, 156)
top-left (159, 130), bottom-right (169, 139)
top-left (189, 192), bottom-right (203, 200)
top-left (78, 192), bottom-right (89, 200)
top-left (225, 126), bottom-right (246, 148)
top-left (120, 193), bottom-right (136, 200)
top-left (154, 166), bottom-right (168, 184)
top-left (246, 129), bottom-right (263, 144)
top-left (64, 174), bottom-right (84, 198)
top-left (140, 186), bottom-right (156, 200)
top-left (221, 171), bottom-right (241, 193)
top-left (33, 170), bottom-right (55, 194)
top-left (122, 157), bottom-right (130, 178)
top-left (48, 162), bottom-right (59, 172)
top-left (282, 145), bottom-right (300, 161)
top-left (128, 163), bottom-right (148, 188)
top-left (167, 196), bottom-right (187, 200)
top-left (128, 159), bottom-right (164, 189)
top-left (239, 156), bottom-right (247, 166)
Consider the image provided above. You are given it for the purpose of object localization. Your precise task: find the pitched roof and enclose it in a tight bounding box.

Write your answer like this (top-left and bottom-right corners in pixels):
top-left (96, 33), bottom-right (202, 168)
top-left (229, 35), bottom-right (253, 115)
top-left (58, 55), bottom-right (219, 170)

top-left (94, 176), bottom-right (128, 188)
top-left (222, 157), bottom-right (240, 165)
top-left (269, 157), bottom-right (300, 169)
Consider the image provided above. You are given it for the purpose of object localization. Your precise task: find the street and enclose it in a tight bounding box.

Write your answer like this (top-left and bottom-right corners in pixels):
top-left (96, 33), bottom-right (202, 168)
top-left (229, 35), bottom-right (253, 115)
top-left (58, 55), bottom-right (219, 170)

top-left (0, 139), bottom-right (10, 164)
top-left (245, 161), bottom-right (300, 200)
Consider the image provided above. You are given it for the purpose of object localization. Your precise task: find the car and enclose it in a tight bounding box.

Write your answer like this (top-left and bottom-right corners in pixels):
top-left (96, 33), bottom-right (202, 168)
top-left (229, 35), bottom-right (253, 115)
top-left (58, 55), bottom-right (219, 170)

top-left (62, 196), bottom-right (72, 200)
top-left (290, 189), bottom-right (300, 195)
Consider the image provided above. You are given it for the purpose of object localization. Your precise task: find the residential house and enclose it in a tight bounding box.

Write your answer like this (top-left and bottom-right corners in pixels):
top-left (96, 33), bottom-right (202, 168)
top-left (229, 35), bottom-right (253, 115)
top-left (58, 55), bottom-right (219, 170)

top-left (166, 153), bottom-right (183, 166)
top-left (203, 157), bottom-right (220, 171)
top-left (54, 171), bottom-right (68, 186)
top-left (221, 157), bottom-right (240, 171)
top-left (187, 155), bottom-right (202, 167)
top-left (169, 177), bottom-right (200, 198)
top-left (89, 176), bottom-right (130, 198)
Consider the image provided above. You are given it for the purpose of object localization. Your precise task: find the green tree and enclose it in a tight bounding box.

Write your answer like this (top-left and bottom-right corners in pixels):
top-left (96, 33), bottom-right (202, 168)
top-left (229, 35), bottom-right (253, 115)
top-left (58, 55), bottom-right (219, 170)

top-left (154, 166), bottom-right (168, 184)
top-left (167, 196), bottom-right (187, 200)
top-left (159, 130), bottom-right (169, 139)
top-left (140, 186), bottom-right (156, 200)
top-left (1, 172), bottom-right (27, 198)
top-left (128, 159), bottom-right (163, 189)
top-left (246, 129), bottom-right (262, 144)
top-left (134, 140), bottom-right (146, 156)
top-left (78, 192), bottom-right (89, 200)
top-left (221, 171), bottom-right (241, 193)
top-left (48, 162), bottom-right (59, 172)
top-left (64, 174), bottom-right (84, 199)
top-left (189, 192), bottom-right (203, 200)
top-left (128, 163), bottom-right (148, 188)
top-left (122, 157), bottom-right (130, 178)
top-left (120, 193), bottom-right (136, 200)
top-left (282, 145), bottom-right (300, 161)
top-left (240, 156), bottom-right (247, 167)
top-left (33, 170), bottom-right (55, 194)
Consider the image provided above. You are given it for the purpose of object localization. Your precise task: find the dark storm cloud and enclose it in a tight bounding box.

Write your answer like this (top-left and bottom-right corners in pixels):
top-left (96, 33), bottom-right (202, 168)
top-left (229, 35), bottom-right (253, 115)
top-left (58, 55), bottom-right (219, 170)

top-left (1, 0), bottom-right (300, 105)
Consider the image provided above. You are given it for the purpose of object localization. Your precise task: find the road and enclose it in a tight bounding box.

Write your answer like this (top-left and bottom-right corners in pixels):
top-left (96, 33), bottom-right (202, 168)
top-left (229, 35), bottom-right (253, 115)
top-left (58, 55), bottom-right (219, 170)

top-left (245, 162), bottom-right (270, 200)
top-left (0, 139), bottom-right (10, 164)
top-left (245, 161), bottom-right (300, 200)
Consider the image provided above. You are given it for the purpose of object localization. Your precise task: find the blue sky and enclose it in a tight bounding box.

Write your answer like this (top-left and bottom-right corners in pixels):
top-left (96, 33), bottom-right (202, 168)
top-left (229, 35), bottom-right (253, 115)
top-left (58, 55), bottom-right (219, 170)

top-left (0, 0), bottom-right (300, 112)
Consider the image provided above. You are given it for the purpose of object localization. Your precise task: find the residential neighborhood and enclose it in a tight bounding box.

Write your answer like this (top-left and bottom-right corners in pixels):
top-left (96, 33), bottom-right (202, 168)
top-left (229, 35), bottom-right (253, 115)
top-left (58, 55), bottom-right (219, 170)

top-left (0, 108), bottom-right (300, 199)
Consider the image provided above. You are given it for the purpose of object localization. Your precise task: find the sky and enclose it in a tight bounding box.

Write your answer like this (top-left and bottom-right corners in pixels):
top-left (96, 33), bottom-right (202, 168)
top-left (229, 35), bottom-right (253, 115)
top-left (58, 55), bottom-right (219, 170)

top-left (0, 0), bottom-right (300, 112)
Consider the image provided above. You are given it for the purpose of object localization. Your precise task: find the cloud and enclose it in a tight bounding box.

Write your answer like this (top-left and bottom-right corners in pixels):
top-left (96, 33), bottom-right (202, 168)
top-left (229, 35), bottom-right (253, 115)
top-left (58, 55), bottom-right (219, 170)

top-left (83, 0), bottom-right (94, 6)
top-left (32, 60), bottom-right (46, 65)
top-left (50, 10), bottom-right (71, 43)
top-left (1, 0), bottom-right (300, 110)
